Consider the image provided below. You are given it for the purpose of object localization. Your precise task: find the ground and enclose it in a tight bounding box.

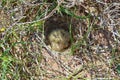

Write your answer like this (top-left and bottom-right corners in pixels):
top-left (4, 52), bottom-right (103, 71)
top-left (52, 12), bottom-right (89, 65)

top-left (0, 0), bottom-right (120, 80)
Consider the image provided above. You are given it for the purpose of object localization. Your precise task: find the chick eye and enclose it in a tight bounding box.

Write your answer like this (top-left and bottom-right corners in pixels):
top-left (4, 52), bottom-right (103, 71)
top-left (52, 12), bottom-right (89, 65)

top-left (57, 41), bottom-right (60, 44)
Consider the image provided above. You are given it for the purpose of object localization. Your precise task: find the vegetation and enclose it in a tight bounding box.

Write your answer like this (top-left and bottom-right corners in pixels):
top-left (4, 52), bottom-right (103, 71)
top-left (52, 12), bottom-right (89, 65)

top-left (0, 0), bottom-right (120, 80)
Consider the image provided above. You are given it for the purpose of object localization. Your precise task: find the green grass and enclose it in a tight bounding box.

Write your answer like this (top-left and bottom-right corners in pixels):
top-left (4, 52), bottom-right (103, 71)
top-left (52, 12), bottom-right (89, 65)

top-left (0, 0), bottom-right (120, 80)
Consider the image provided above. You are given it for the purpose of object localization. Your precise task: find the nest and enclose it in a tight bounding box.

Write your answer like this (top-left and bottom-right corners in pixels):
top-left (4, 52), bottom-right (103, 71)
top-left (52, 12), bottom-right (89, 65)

top-left (44, 14), bottom-right (73, 50)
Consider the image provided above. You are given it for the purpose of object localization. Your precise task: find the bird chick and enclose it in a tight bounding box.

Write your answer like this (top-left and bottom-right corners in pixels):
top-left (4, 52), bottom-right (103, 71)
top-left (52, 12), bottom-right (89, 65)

top-left (48, 29), bottom-right (70, 52)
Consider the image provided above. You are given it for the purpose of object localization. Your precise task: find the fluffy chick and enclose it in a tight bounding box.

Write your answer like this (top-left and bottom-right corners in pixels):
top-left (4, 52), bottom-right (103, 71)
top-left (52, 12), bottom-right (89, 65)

top-left (48, 29), bottom-right (70, 51)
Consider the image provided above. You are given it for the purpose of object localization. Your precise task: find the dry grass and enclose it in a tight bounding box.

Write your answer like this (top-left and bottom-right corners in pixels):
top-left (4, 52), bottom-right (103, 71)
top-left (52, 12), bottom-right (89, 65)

top-left (0, 0), bottom-right (120, 80)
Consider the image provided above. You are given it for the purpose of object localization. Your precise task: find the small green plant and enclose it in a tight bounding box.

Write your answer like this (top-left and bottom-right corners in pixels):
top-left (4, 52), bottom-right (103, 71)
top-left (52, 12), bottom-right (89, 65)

top-left (58, 6), bottom-right (91, 19)
top-left (0, 51), bottom-right (13, 80)
top-left (116, 64), bottom-right (120, 75)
